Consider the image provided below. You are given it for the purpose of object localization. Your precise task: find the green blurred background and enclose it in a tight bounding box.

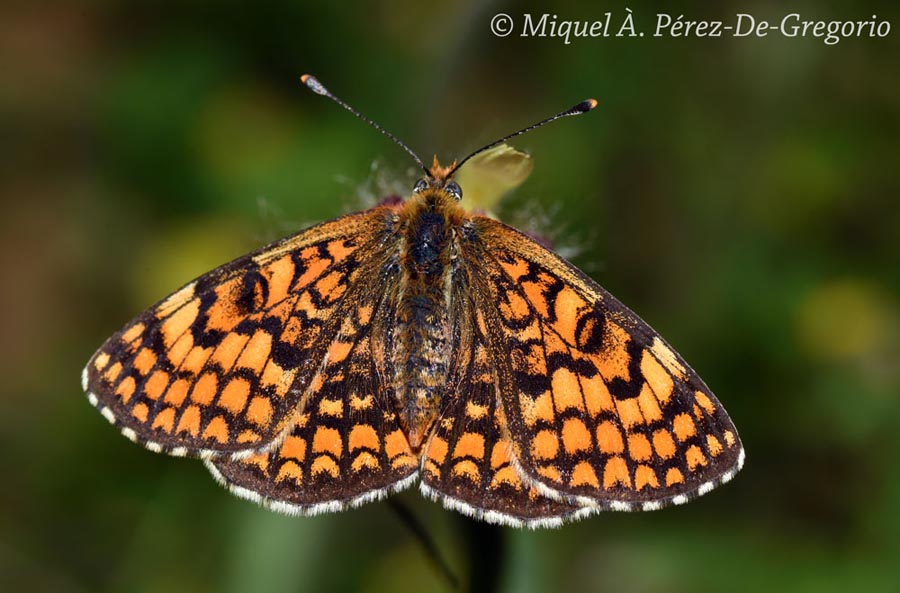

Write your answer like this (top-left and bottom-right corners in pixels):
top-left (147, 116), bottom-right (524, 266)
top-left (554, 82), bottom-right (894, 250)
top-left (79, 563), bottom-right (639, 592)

top-left (2, 1), bottom-right (899, 591)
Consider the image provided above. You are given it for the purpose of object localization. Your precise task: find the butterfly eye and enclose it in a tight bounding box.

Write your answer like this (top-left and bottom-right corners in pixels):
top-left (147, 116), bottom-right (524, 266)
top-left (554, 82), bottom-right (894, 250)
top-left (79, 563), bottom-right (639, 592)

top-left (413, 179), bottom-right (429, 193)
top-left (445, 181), bottom-right (462, 201)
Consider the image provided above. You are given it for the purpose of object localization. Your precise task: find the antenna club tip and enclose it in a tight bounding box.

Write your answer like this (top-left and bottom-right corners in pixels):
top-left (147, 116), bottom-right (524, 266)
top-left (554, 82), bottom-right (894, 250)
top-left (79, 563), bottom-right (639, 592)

top-left (300, 74), bottom-right (328, 96)
top-left (569, 99), bottom-right (598, 114)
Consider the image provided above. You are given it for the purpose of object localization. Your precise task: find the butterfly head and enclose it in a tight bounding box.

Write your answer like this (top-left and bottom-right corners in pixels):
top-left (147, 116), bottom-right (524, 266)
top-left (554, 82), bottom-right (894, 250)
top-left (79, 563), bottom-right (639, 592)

top-left (411, 157), bottom-right (463, 201)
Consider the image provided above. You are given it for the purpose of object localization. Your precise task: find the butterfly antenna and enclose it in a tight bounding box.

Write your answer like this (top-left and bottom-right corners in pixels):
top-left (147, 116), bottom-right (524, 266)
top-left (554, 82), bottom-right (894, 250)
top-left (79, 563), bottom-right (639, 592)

top-left (301, 74), bottom-right (430, 177)
top-left (447, 98), bottom-right (598, 179)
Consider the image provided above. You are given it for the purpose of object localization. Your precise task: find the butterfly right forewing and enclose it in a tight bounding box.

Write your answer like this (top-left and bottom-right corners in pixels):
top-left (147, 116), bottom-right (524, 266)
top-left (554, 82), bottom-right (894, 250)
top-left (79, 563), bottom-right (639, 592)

top-left (463, 217), bottom-right (743, 511)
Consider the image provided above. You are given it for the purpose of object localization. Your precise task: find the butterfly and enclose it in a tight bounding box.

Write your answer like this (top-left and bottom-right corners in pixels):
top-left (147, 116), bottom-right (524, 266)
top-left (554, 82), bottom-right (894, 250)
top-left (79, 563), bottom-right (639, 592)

top-left (82, 75), bottom-right (743, 527)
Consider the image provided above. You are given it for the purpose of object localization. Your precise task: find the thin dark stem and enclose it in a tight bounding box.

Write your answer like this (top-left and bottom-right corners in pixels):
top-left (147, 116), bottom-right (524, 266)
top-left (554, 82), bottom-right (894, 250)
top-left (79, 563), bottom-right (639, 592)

top-left (459, 516), bottom-right (505, 593)
top-left (388, 498), bottom-right (460, 590)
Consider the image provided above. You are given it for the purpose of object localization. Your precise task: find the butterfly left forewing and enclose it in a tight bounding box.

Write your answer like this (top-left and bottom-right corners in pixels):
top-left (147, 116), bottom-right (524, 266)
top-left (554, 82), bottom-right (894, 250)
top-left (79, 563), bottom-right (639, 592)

top-left (84, 207), bottom-right (400, 459)
top-left (464, 216), bottom-right (744, 511)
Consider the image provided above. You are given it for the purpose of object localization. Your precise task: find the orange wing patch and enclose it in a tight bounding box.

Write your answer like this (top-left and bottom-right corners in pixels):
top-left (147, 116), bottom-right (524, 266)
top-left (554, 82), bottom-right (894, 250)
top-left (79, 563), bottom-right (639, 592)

top-left (84, 207), bottom-right (399, 458)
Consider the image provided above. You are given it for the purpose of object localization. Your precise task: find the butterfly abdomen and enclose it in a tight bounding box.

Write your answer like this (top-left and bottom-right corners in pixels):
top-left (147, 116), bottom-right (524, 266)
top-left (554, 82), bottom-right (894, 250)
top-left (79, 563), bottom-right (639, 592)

top-left (390, 192), bottom-right (462, 448)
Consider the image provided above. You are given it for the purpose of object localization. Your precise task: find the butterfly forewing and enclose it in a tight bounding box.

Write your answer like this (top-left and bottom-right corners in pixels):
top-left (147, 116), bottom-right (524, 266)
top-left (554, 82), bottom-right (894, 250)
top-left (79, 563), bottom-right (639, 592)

top-left (84, 207), bottom-right (400, 459)
top-left (464, 217), bottom-right (744, 510)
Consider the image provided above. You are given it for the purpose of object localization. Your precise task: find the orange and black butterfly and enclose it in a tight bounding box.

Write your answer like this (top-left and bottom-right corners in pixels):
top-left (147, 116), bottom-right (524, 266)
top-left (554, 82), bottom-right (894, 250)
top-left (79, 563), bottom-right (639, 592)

top-left (83, 75), bottom-right (743, 527)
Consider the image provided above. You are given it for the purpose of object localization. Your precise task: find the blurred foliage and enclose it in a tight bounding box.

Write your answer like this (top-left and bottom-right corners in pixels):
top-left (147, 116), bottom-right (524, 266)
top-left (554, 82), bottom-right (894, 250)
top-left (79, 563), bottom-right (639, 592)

top-left (1, 0), bottom-right (899, 592)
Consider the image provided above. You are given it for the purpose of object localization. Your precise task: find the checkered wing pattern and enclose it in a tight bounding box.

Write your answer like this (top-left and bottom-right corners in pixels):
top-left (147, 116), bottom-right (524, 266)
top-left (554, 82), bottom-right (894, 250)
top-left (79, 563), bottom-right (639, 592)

top-left (466, 217), bottom-right (744, 511)
top-left (83, 207), bottom-right (400, 459)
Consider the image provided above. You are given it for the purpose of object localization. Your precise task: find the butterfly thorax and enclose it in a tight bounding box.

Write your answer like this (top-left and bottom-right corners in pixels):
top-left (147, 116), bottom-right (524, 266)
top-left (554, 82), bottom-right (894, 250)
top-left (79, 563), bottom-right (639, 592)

top-left (391, 190), bottom-right (465, 449)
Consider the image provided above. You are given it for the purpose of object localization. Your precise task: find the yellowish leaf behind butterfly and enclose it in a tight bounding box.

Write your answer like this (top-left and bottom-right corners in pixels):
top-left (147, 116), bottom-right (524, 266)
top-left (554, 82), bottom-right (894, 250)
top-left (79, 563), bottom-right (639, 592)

top-left (455, 143), bottom-right (533, 214)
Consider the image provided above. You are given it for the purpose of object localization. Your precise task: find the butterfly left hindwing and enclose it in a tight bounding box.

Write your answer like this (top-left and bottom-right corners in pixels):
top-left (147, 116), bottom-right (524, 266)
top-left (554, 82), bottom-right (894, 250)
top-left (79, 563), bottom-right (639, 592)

top-left (208, 279), bottom-right (420, 514)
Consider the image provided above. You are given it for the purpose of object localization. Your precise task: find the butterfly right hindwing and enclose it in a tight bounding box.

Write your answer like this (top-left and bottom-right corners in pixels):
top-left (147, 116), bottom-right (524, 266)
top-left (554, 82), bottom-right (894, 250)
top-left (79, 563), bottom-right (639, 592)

top-left (419, 309), bottom-right (587, 527)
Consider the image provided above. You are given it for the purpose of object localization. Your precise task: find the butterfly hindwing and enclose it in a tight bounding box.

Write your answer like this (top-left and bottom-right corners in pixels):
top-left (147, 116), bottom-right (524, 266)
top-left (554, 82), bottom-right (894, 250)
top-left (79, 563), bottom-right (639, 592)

top-left (83, 207), bottom-right (400, 459)
top-left (464, 217), bottom-right (744, 510)
top-left (208, 283), bottom-right (420, 513)
top-left (420, 320), bottom-right (587, 527)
